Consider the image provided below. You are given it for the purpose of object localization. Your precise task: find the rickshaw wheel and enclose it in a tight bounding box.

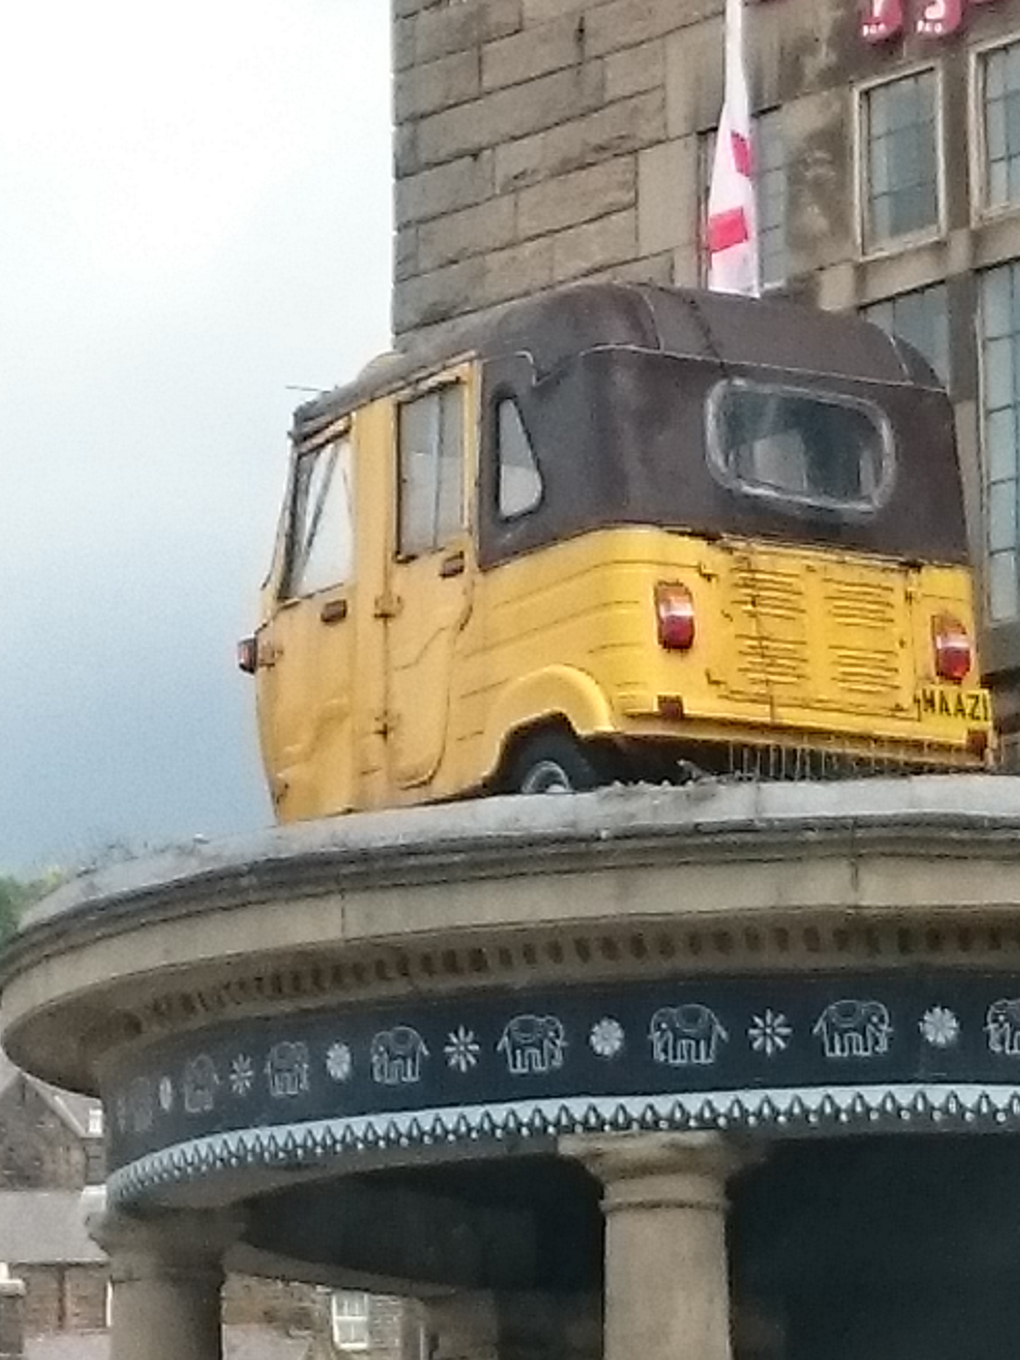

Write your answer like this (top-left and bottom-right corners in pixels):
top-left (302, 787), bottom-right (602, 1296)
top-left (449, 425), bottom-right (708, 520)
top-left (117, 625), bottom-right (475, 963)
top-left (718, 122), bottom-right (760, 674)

top-left (509, 730), bottom-right (601, 795)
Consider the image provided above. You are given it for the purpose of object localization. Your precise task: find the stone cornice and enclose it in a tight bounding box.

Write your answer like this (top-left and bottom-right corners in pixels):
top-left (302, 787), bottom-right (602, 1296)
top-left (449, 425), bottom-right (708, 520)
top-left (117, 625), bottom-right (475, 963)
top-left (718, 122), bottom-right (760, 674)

top-left (6, 776), bottom-right (1020, 982)
top-left (4, 777), bottom-right (1020, 1092)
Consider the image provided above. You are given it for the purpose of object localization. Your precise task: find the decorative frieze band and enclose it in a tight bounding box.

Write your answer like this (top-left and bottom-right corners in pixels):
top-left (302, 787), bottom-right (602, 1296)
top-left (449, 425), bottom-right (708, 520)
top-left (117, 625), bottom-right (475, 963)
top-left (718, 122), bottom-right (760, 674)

top-left (105, 970), bottom-right (1020, 1203)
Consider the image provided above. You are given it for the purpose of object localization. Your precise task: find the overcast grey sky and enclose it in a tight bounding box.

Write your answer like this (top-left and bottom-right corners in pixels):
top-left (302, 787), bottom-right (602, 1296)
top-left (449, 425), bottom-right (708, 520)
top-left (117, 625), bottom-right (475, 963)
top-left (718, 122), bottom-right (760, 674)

top-left (0, 0), bottom-right (391, 872)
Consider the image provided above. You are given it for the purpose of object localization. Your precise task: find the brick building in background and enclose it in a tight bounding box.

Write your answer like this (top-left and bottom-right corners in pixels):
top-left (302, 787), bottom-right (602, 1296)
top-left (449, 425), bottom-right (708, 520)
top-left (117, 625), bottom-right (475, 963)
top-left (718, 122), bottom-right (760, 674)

top-left (391, 0), bottom-right (1020, 753)
top-left (0, 1053), bottom-right (421, 1358)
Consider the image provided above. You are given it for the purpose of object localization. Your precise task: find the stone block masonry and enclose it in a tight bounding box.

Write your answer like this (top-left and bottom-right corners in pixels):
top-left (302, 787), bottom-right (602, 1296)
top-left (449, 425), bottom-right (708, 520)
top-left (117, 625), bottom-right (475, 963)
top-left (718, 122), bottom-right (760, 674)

top-left (392, 0), bottom-right (727, 344)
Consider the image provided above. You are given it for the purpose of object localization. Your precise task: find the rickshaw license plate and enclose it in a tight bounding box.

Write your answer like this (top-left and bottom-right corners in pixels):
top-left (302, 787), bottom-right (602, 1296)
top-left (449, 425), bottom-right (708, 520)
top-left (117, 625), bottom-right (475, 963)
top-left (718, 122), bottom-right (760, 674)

top-left (916, 686), bottom-right (992, 724)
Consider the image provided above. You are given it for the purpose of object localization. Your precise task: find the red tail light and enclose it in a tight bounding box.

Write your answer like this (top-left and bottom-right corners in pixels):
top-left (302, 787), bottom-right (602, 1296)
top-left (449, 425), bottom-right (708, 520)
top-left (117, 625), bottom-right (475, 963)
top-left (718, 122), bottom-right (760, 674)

top-left (932, 613), bottom-right (971, 682)
top-left (237, 636), bottom-right (258, 675)
top-left (656, 583), bottom-right (696, 651)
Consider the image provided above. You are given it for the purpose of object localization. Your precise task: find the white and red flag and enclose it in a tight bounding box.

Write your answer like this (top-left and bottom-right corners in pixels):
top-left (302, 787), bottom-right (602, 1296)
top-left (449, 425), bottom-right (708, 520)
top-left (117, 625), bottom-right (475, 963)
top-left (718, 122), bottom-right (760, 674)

top-left (706, 0), bottom-right (760, 296)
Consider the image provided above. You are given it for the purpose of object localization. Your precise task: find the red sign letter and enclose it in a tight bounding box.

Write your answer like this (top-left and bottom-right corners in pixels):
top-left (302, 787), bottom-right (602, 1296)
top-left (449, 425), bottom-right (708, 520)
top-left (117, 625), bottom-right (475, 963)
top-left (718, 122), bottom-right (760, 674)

top-left (916, 0), bottom-right (963, 35)
top-left (861, 0), bottom-right (904, 43)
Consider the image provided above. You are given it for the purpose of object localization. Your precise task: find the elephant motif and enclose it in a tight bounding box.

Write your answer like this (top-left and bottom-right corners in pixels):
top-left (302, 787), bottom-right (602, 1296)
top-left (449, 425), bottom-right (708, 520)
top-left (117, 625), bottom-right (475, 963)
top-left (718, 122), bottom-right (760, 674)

top-left (649, 1005), bottom-right (728, 1067)
top-left (265, 1041), bottom-right (310, 1099)
top-left (183, 1055), bottom-right (219, 1114)
top-left (985, 999), bottom-right (1020, 1056)
top-left (371, 1026), bottom-right (429, 1086)
top-left (497, 1015), bottom-right (567, 1076)
top-left (812, 1000), bottom-right (893, 1060)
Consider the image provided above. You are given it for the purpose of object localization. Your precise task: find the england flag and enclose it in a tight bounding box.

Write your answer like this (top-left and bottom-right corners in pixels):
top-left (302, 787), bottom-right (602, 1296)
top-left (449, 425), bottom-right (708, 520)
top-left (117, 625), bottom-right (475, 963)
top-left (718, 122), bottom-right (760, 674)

top-left (706, 0), bottom-right (760, 297)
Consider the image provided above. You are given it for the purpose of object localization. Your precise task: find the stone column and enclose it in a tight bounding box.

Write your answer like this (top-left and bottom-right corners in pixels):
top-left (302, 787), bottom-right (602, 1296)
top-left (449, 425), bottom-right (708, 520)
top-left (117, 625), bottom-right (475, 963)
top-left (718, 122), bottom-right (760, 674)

top-left (90, 1208), bottom-right (244, 1360)
top-left (563, 1132), bottom-right (749, 1360)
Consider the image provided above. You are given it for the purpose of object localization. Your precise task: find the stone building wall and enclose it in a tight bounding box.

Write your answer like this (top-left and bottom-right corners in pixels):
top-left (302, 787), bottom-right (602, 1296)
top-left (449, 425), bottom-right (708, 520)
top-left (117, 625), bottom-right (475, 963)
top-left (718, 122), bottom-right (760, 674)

top-left (392, 0), bottom-right (691, 343)
top-left (15, 1265), bottom-right (105, 1336)
top-left (224, 1277), bottom-right (420, 1356)
top-left (0, 1062), bottom-right (418, 1356)
top-left (0, 1080), bottom-right (96, 1191)
top-left (391, 0), bottom-right (1020, 731)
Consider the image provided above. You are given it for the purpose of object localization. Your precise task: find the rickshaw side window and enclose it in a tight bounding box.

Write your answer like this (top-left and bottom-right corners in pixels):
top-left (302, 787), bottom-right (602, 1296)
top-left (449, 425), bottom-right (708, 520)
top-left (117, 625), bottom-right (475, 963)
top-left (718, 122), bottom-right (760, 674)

top-left (497, 399), bottom-right (543, 519)
top-left (285, 436), bottom-right (354, 598)
top-left (708, 380), bottom-right (894, 513)
top-left (398, 385), bottom-right (464, 557)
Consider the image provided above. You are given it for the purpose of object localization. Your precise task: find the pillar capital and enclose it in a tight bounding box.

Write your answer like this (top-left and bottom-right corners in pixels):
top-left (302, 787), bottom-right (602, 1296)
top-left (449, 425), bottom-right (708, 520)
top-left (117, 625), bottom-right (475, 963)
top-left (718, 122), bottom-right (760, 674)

top-left (89, 1206), bottom-right (246, 1285)
top-left (561, 1130), bottom-right (756, 1214)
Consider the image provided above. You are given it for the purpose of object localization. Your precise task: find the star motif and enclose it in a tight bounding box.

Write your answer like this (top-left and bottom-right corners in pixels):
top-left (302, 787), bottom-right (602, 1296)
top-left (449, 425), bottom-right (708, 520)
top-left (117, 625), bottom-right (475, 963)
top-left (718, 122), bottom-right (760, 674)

top-left (920, 1006), bottom-right (960, 1048)
top-left (747, 1009), bottom-right (793, 1058)
top-left (444, 1026), bottom-right (481, 1073)
top-left (229, 1056), bottom-right (254, 1098)
top-left (589, 1017), bottom-right (625, 1059)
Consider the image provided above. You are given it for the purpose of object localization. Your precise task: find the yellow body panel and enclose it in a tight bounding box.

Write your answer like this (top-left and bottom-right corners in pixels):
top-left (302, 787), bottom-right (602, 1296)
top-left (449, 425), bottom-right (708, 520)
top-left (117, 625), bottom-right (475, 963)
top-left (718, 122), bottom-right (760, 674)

top-left (255, 369), bottom-right (993, 824)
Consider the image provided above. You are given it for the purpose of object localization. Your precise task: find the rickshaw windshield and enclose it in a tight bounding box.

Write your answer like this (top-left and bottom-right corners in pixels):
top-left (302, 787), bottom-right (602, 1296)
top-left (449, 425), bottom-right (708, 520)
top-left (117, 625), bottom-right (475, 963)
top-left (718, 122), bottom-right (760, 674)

top-left (707, 379), bottom-right (895, 515)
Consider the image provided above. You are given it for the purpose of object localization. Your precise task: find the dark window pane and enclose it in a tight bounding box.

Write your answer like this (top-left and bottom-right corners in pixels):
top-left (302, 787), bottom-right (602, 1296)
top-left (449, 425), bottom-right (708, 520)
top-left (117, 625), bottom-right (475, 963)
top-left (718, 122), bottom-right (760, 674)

top-left (980, 263), bottom-right (1020, 619)
top-left (863, 284), bottom-right (949, 386)
top-left (398, 385), bottom-right (464, 556)
top-left (286, 439), bottom-right (355, 597)
top-left (497, 401), bottom-right (543, 518)
top-left (990, 549), bottom-right (1019, 620)
top-left (985, 408), bottom-right (1017, 482)
top-left (864, 73), bottom-right (938, 246)
top-left (709, 382), bottom-right (893, 511)
top-left (989, 479), bottom-right (1018, 553)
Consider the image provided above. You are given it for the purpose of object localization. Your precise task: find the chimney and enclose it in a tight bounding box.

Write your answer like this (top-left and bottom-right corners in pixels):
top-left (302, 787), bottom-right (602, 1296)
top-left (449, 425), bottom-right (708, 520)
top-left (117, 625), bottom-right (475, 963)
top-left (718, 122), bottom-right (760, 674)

top-left (0, 1266), bottom-right (25, 1360)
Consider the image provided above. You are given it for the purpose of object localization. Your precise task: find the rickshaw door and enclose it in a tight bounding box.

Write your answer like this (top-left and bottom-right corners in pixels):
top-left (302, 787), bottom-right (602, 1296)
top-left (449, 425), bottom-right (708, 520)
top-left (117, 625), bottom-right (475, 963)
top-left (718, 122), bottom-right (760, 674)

top-left (260, 429), bottom-right (357, 818)
top-left (384, 374), bottom-right (473, 790)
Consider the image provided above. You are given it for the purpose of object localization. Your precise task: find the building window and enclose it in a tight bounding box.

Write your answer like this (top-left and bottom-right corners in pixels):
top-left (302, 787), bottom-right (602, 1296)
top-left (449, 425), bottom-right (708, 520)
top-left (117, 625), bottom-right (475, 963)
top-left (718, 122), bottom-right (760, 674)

top-left (331, 1291), bottom-right (370, 1352)
top-left (863, 283), bottom-right (951, 386)
top-left (860, 70), bottom-right (940, 250)
top-left (980, 262), bottom-right (1020, 621)
top-left (756, 110), bottom-right (787, 289)
top-left (699, 111), bottom-right (787, 289)
top-left (398, 384), bottom-right (464, 557)
top-left (980, 40), bottom-right (1020, 212)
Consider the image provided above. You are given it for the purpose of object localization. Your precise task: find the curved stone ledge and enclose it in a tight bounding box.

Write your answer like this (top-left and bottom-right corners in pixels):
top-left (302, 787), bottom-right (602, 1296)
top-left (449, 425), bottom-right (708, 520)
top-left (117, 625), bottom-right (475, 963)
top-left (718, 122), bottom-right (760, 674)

top-left (4, 777), bottom-right (1020, 1101)
top-left (14, 774), bottom-right (1020, 946)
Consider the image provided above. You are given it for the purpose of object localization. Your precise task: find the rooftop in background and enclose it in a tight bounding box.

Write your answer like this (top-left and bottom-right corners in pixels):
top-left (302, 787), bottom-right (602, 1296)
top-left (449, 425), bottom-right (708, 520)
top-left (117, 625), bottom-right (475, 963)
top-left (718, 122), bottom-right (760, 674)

top-left (24, 1328), bottom-right (314, 1360)
top-left (0, 1191), bottom-right (105, 1266)
top-left (0, 1049), bottom-right (102, 1141)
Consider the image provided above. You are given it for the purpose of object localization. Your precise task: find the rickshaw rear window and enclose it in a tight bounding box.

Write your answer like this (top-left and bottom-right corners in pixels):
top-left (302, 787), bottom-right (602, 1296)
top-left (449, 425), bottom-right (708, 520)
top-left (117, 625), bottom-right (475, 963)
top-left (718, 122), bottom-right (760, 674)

top-left (707, 380), bottom-right (894, 513)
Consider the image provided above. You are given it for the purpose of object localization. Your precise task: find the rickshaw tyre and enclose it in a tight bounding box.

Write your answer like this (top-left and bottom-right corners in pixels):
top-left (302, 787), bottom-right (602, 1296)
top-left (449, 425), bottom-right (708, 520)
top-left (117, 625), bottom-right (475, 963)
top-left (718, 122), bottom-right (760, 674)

top-left (508, 730), bottom-right (602, 795)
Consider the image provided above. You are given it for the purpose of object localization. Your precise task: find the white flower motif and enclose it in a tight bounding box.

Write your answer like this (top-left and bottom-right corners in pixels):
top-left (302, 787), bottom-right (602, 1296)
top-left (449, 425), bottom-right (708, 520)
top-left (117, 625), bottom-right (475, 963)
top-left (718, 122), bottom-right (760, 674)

top-left (325, 1042), bottom-right (353, 1083)
top-left (589, 1017), bottom-right (625, 1059)
top-left (444, 1026), bottom-right (481, 1073)
top-left (920, 1006), bottom-right (960, 1049)
top-left (229, 1056), bottom-right (254, 1098)
top-left (158, 1076), bottom-right (174, 1113)
top-left (748, 1009), bottom-right (793, 1058)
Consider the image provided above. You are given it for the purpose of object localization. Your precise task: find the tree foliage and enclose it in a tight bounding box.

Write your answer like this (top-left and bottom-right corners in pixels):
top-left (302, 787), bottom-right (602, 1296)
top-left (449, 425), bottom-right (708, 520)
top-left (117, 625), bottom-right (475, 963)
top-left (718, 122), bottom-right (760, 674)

top-left (0, 875), bottom-right (53, 946)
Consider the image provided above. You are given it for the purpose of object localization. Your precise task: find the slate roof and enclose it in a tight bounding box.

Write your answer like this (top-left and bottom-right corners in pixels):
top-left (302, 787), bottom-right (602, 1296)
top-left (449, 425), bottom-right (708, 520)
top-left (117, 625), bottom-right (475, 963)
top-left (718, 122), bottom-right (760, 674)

top-left (0, 1191), bottom-right (105, 1265)
top-left (0, 1049), bottom-right (102, 1140)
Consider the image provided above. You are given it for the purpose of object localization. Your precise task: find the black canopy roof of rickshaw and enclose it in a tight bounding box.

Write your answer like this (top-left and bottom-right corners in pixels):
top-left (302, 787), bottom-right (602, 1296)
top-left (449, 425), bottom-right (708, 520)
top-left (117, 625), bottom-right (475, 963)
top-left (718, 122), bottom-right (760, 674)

top-left (292, 282), bottom-right (966, 567)
top-left (292, 282), bottom-right (937, 445)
